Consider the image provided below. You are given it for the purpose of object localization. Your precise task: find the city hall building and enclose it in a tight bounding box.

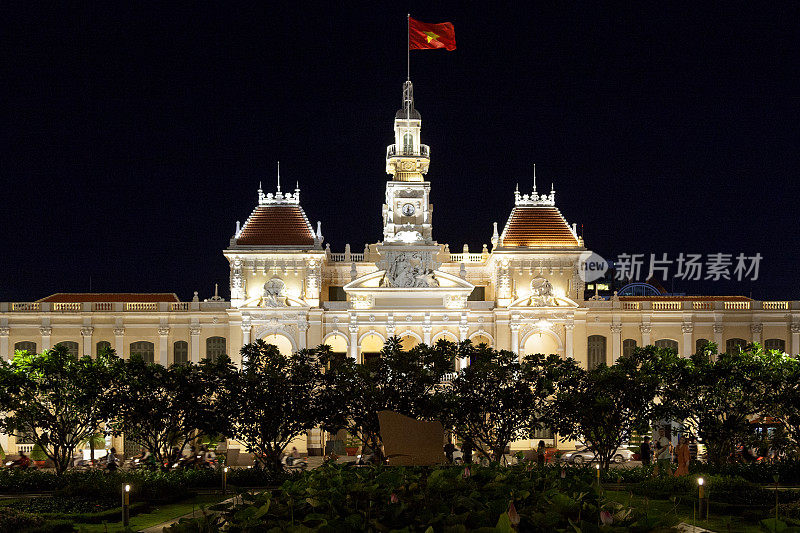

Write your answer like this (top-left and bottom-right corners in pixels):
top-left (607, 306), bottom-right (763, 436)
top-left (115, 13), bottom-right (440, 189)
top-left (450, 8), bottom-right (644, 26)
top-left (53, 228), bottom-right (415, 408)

top-left (2, 81), bottom-right (798, 456)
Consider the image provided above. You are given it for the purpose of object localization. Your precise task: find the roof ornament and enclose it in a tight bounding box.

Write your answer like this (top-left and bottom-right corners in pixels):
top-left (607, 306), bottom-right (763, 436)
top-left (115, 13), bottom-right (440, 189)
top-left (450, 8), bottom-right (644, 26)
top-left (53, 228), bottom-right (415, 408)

top-left (403, 80), bottom-right (414, 121)
top-left (533, 163), bottom-right (537, 195)
top-left (515, 165), bottom-right (556, 206)
top-left (257, 162), bottom-right (300, 205)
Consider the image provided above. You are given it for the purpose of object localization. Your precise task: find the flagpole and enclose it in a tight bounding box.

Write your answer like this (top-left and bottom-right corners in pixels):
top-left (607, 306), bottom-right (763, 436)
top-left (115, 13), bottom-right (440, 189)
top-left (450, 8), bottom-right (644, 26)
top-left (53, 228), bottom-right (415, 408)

top-left (407, 13), bottom-right (410, 81)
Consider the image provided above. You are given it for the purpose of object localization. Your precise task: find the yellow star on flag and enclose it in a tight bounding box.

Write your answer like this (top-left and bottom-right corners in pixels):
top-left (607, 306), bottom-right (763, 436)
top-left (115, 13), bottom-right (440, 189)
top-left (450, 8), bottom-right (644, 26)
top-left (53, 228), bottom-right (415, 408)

top-left (423, 30), bottom-right (440, 43)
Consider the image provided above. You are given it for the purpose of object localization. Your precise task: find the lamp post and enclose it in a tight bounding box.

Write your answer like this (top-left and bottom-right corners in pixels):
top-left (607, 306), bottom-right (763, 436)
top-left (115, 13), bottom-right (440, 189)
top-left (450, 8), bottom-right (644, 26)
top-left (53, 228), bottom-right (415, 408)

top-left (595, 463), bottom-right (600, 487)
top-left (697, 477), bottom-right (706, 519)
top-left (122, 484), bottom-right (130, 527)
top-left (223, 466), bottom-right (229, 495)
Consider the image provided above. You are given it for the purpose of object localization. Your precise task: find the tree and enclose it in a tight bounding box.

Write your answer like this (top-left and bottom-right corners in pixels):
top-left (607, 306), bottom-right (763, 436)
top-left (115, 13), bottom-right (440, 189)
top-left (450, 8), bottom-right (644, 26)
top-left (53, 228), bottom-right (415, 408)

top-left (660, 344), bottom-right (768, 464)
top-left (318, 337), bottom-right (452, 462)
top-left (761, 348), bottom-right (800, 455)
top-left (548, 347), bottom-right (665, 470)
top-left (108, 354), bottom-right (234, 466)
top-left (227, 340), bottom-right (324, 475)
top-left (0, 345), bottom-right (116, 474)
top-left (440, 343), bottom-right (566, 463)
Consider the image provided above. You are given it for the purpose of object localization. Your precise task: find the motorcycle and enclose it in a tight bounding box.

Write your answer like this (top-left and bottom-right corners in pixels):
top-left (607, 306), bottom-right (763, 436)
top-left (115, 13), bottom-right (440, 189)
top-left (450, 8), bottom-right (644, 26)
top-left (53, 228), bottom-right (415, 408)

top-left (282, 454), bottom-right (307, 471)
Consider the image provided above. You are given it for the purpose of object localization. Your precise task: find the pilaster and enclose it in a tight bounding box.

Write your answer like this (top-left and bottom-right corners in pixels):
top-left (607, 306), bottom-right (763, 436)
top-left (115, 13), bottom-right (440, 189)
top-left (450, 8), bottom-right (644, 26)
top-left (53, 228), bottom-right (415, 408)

top-left (81, 326), bottom-right (94, 357)
top-left (610, 323), bottom-right (622, 362)
top-left (40, 325), bottom-right (52, 351)
top-left (114, 326), bottom-right (125, 357)
top-left (190, 324), bottom-right (201, 363)
top-left (0, 327), bottom-right (9, 360)
top-left (158, 326), bottom-right (170, 366)
top-left (681, 323), bottom-right (693, 357)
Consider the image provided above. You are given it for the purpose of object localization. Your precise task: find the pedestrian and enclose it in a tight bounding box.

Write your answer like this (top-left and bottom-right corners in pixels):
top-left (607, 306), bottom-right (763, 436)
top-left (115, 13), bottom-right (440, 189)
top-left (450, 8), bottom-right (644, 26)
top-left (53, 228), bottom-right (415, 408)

top-left (674, 436), bottom-right (690, 476)
top-left (443, 440), bottom-right (456, 463)
top-left (654, 428), bottom-right (671, 476)
top-left (536, 440), bottom-right (546, 467)
top-left (462, 440), bottom-right (473, 464)
top-left (688, 436), bottom-right (698, 462)
top-left (640, 437), bottom-right (652, 466)
top-left (105, 447), bottom-right (119, 472)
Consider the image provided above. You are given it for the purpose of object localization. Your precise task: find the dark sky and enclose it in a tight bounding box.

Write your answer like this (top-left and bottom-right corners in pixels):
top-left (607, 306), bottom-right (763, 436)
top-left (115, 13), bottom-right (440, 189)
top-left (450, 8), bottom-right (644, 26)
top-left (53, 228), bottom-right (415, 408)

top-left (4, 3), bottom-right (799, 301)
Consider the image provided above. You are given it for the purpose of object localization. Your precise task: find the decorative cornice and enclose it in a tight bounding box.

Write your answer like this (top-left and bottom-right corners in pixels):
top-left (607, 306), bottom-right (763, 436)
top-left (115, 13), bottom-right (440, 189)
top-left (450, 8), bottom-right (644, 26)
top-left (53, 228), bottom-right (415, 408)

top-left (40, 326), bottom-right (52, 336)
top-left (610, 324), bottom-right (623, 334)
top-left (81, 326), bottom-right (95, 337)
top-left (158, 326), bottom-right (170, 336)
top-left (639, 324), bottom-right (652, 334)
top-left (791, 323), bottom-right (800, 334)
top-left (681, 323), bottom-right (694, 334)
top-left (113, 327), bottom-right (125, 336)
top-left (189, 325), bottom-right (202, 336)
top-left (713, 324), bottom-right (724, 334)
top-left (0, 327), bottom-right (9, 337)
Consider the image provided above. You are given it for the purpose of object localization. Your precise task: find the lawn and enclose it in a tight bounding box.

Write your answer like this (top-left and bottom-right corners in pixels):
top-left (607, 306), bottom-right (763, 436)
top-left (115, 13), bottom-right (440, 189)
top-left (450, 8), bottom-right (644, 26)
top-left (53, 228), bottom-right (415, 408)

top-left (605, 489), bottom-right (777, 533)
top-left (73, 493), bottom-right (228, 533)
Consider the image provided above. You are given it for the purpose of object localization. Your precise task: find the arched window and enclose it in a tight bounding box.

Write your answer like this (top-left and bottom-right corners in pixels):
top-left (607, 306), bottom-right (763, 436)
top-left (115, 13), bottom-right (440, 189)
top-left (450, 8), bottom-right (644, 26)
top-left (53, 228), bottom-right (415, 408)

top-left (654, 339), bottom-right (679, 353)
top-left (471, 334), bottom-right (493, 348)
top-left (696, 338), bottom-right (710, 353)
top-left (206, 336), bottom-right (227, 361)
top-left (764, 338), bottom-right (786, 353)
top-left (14, 341), bottom-right (37, 354)
top-left (130, 341), bottom-right (155, 363)
top-left (173, 341), bottom-right (188, 364)
top-left (360, 333), bottom-right (384, 366)
top-left (96, 341), bottom-right (111, 356)
top-left (725, 338), bottom-right (748, 355)
top-left (399, 334), bottom-right (419, 351)
top-left (262, 333), bottom-right (294, 355)
top-left (587, 335), bottom-right (606, 369)
top-left (622, 339), bottom-right (637, 358)
top-left (323, 334), bottom-right (348, 367)
top-left (56, 341), bottom-right (79, 357)
top-left (403, 132), bottom-right (414, 154)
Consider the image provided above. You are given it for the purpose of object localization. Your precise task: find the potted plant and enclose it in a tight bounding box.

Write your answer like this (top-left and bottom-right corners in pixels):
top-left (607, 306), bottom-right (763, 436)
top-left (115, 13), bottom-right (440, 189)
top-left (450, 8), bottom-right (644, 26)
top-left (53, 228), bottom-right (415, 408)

top-left (30, 444), bottom-right (48, 468)
top-left (344, 433), bottom-right (360, 456)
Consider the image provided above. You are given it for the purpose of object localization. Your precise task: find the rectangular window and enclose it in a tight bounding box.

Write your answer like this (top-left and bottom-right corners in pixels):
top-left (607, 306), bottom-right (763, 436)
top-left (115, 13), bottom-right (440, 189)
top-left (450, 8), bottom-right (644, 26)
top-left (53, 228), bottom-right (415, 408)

top-left (467, 286), bottom-right (486, 301)
top-left (328, 286), bottom-right (347, 301)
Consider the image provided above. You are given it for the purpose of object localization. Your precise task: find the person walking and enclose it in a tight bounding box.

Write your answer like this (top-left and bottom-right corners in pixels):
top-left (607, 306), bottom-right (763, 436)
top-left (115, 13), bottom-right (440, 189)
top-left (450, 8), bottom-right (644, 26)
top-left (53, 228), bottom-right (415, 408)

top-left (654, 428), bottom-right (671, 476)
top-left (674, 437), bottom-right (690, 476)
top-left (640, 437), bottom-right (652, 466)
top-left (536, 440), bottom-right (546, 467)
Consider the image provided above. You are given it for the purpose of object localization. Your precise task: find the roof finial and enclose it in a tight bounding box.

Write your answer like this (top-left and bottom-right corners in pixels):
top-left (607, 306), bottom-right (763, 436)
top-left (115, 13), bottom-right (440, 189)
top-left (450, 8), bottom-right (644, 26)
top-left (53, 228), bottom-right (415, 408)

top-left (276, 161), bottom-right (281, 192)
top-left (533, 163), bottom-right (537, 195)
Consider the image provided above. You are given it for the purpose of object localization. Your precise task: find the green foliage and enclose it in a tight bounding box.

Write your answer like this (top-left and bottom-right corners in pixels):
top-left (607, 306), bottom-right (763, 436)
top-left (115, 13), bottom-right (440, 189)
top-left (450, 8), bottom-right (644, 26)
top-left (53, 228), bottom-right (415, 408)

top-left (0, 345), bottom-right (117, 474)
top-left (166, 463), bottom-right (642, 532)
top-left (548, 346), bottom-right (668, 470)
top-left (228, 341), bottom-right (325, 475)
top-left (107, 353), bottom-right (236, 466)
top-left (440, 344), bottom-right (566, 462)
top-left (318, 337), bottom-right (452, 461)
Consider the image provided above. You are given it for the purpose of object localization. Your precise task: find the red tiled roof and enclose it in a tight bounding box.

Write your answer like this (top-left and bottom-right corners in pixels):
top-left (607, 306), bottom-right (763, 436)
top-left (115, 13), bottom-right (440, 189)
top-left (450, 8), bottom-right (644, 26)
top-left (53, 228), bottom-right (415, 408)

top-left (236, 205), bottom-right (316, 247)
top-left (500, 206), bottom-right (581, 247)
top-left (38, 293), bottom-right (180, 303)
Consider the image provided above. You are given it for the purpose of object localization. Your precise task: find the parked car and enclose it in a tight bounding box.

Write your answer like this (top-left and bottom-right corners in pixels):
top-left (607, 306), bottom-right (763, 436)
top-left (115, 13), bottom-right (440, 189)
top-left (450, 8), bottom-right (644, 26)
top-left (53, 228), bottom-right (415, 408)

top-left (560, 446), bottom-right (635, 464)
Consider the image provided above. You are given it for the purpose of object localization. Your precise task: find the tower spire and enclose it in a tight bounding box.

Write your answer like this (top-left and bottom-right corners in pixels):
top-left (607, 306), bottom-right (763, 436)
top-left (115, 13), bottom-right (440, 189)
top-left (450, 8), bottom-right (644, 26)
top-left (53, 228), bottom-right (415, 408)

top-left (276, 161), bottom-right (281, 193)
top-left (533, 163), bottom-right (537, 195)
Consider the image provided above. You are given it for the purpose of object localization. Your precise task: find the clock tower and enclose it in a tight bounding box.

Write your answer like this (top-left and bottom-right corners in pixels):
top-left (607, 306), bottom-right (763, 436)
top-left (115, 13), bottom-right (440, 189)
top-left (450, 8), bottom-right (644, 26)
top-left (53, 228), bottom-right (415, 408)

top-left (382, 80), bottom-right (433, 245)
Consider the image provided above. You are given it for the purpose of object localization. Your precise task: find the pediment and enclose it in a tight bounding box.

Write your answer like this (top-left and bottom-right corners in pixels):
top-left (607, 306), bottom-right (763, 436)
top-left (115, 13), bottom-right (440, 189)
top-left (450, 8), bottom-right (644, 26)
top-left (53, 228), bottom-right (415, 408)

top-left (508, 294), bottom-right (579, 308)
top-left (344, 270), bottom-right (474, 309)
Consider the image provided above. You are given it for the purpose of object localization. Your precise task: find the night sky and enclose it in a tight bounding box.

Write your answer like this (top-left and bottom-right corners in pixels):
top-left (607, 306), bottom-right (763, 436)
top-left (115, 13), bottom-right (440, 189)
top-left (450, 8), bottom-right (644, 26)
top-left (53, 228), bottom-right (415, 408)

top-left (5, 3), bottom-right (799, 302)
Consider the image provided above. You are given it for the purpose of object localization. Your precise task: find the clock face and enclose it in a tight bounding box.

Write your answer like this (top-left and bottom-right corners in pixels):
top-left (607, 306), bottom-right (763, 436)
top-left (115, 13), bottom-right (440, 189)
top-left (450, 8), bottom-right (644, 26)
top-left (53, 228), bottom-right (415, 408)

top-left (401, 203), bottom-right (416, 216)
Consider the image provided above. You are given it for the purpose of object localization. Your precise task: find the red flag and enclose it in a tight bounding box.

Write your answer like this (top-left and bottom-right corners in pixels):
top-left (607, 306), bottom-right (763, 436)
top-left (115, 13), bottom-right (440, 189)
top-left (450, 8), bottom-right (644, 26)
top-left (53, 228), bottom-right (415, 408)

top-left (409, 17), bottom-right (456, 51)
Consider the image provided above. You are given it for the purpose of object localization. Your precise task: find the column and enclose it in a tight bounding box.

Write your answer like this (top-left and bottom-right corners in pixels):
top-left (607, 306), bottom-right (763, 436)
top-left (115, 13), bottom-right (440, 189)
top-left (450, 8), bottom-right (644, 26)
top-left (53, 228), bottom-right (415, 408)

top-left (190, 324), bottom-right (201, 363)
top-left (458, 323), bottom-right (470, 370)
top-left (114, 327), bottom-right (125, 357)
top-left (750, 323), bottom-right (763, 345)
top-left (564, 322), bottom-right (574, 358)
top-left (422, 325), bottom-right (432, 345)
top-left (639, 324), bottom-right (651, 347)
top-left (241, 319), bottom-right (251, 345)
top-left (81, 326), bottom-right (94, 357)
top-left (348, 324), bottom-right (359, 361)
top-left (158, 326), bottom-right (170, 366)
top-left (713, 324), bottom-right (724, 350)
top-left (40, 326), bottom-right (52, 351)
top-left (298, 320), bottom-right (309, 350)
top-left (610, 324), bottom-right (622, 362)
top-left (681, 323), bottom-right (693, 357)
top-left (791, 323), bottom-right (800, 356)
top-left (509, 323), bottom-right (520, 354)
top-left (0, 327), bottom-right (9, 360)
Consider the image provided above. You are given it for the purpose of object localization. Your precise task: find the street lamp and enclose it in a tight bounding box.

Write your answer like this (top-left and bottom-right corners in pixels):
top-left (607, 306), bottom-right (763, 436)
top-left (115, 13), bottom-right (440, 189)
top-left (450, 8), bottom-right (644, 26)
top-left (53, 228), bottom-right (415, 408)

top-left (122, 484), bottom-right (131, 527)
top-left (223, 466), bottom-right (229, 495)
top-left (697, 477), bottom-right (706, 519)
top-left (595, 463), bottom-right (600, 486)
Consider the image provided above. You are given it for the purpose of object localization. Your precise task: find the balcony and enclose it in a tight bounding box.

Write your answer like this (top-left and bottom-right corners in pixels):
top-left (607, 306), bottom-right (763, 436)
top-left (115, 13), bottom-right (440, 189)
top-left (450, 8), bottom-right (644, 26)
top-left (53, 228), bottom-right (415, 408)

top-left (386, 144), bottom-right (430, 159)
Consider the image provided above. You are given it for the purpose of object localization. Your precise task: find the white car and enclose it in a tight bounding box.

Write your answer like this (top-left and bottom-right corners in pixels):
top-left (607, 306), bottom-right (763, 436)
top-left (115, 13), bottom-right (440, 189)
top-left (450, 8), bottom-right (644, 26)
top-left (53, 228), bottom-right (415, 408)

top-left (560, 446), bottom-right (635, 464)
